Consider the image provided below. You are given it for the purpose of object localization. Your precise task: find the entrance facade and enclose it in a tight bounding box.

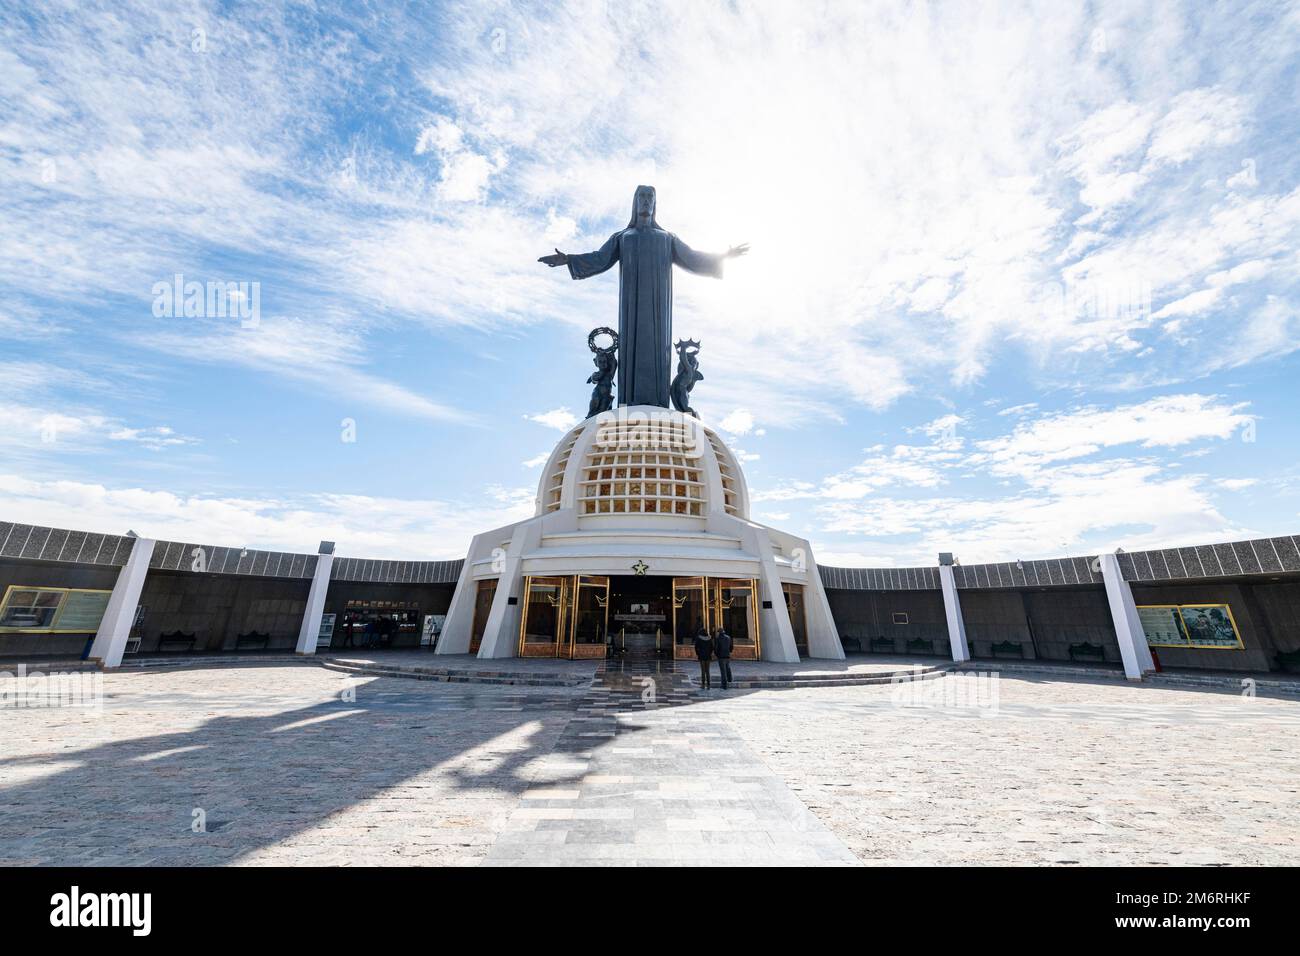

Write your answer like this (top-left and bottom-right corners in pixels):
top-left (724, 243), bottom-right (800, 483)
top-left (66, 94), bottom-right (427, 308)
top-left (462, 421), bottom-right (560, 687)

top-left (515, 573), bottom-right (761, 660)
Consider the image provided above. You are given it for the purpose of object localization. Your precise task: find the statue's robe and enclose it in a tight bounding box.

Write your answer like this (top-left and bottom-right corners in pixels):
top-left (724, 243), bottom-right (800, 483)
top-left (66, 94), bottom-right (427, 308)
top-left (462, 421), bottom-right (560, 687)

top-left (567, 226), bottom-right (724, 408)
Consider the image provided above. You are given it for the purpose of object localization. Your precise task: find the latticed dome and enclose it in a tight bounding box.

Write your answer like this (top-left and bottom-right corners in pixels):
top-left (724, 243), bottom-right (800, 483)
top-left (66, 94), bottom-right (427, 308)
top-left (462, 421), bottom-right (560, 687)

top-left (535, 407), bottom-right (749, 521)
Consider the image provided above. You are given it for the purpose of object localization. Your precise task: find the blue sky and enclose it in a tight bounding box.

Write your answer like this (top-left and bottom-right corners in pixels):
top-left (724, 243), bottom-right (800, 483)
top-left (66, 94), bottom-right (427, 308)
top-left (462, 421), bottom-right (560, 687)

top-left (2, 0), bottom-right (1299, 565)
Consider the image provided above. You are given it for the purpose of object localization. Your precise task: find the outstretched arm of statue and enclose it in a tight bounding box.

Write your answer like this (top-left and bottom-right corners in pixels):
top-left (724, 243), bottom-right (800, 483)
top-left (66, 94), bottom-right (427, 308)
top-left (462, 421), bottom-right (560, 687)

top-left (672, 236), bottom-right (749, 278)
top-left (557, 232), bottom-right (621, 280)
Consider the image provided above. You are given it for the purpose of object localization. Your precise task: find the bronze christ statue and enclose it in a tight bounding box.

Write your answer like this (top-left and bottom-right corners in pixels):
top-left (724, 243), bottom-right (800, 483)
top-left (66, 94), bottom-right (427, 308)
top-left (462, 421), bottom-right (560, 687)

top-left (539, 185), bottom-right (747, 408)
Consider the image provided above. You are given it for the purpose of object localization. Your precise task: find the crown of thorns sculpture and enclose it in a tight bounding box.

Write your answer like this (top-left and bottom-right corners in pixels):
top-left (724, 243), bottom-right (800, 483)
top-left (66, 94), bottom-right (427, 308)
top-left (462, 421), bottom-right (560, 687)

top-left (588, 327), bottom-right (619, 354)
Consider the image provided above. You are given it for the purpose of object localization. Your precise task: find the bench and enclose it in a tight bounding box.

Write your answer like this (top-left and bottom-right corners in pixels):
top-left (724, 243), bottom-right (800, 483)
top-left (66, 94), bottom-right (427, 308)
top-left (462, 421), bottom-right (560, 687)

top-left (157, 630), bottom-right (196, 652)
top-left (988, 640), bottom-right (1025, 659)
top-left (1276, 649), bottom-right (1300, 674)
top-left (840, 635), bottom-right (862, 653)
top-left (235, 631), bottom-right (271, 650)
top-left (905, 637), bottom-right (936, 656)
top-left (869, 636), bottom-right (895, 654)
top-left (1068, 641), bottom-right (1106, 662)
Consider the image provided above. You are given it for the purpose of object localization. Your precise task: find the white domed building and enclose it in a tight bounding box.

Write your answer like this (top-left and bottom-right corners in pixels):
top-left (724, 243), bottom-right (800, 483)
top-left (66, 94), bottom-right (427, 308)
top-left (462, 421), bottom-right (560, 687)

top-left (436, 406), bottom-right (842, 662)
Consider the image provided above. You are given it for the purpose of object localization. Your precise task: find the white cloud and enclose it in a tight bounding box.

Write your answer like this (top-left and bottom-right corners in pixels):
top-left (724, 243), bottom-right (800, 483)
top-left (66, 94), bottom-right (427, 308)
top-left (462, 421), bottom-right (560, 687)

top-left (916, 414), bottom-right (964, 445)
top-left (820, 459), bottom-right (1243, 565)
top-left (0, 402), bottom-right (199, 454)
top-left (753, 440), bottom-right (958, 504)
top-left (1153, 287), bottom-right (1223, 320)
top-left (0, 473), bottom-right (533, 561)
top-left (525, 407), bottom-right (579, 431)
top-left (718, 409), bottom-right (755, 435)
top-left (997, 402), bottom-right (1038, 417)
top-left (1153, 258), bottom-right (1279, 322)
top-left (1216, 478), bottom-right (1257, 491)
top-left (140, 318), bottom-right (469, 424)
top-left (970, 394), bottom-right (1251, 477)
top-left (787, 393), bottom-right (1258, 564)
top-left (1145, 88), bottom-right (1248, 166)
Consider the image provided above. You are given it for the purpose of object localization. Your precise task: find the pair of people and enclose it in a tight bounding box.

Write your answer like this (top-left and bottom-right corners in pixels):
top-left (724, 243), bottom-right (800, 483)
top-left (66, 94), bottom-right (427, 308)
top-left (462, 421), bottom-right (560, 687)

top-left (692, 626), bottom-right (733, 690)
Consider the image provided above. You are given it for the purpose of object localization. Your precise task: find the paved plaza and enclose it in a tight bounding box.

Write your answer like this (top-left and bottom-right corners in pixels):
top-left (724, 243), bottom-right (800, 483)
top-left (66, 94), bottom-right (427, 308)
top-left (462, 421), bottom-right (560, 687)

top-left (1, 660), bottom-right (1297, 865)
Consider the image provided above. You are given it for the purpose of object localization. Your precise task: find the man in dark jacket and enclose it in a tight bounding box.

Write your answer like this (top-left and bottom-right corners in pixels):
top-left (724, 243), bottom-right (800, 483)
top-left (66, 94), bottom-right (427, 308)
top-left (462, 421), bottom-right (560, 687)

top-left (713, 627), bottom-right (733, 689)
top-left (693, 626), bottom-right (713, 689)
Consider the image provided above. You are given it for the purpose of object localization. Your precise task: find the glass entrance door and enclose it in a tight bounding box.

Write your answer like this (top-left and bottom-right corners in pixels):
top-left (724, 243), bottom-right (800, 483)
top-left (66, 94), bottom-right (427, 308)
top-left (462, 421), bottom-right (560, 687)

top-left (671, 576), bottom-right (761, 660)
top-left (518, 576), bottom-right (569, 657)
top-left (671, 576), bottom-right (709, 660)
top-left (714, 578), bottom-right (760, 660)
top-left (569, 575), bottom-right (610, 659)
top-left (517, 575), bottom-right (610, 658)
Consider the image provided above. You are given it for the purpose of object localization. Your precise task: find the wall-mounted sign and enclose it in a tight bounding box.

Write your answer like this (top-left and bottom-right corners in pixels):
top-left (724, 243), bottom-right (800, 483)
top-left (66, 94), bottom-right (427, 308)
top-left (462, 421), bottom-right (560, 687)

top-left (422, 614), bottom-right (445, 646)
top-left (1137, 603), bottom-right (1243, 650)
top-left (0, 586), bottom-right (113, 634)
top-left (56, 591), bottom-right (114, 632)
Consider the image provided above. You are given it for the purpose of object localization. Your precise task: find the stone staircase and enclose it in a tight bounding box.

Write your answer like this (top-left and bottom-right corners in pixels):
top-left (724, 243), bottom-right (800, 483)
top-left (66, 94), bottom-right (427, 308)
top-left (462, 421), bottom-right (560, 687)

top-left (710, 661), bottom-right (953, 690)
top-left (316, 657), bottom-right (592, 687)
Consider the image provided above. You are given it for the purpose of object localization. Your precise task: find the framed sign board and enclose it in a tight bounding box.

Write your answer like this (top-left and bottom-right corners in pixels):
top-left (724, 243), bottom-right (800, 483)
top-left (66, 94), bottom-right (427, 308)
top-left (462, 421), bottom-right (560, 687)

top-left (1137, 603), bottom-right (1243, 650)
top-left (422, 614), bottom-right (445, 646)
top-left (0, 586), bottom-right (112, 633)
top-left (317, 613), bottom-right (336, 650)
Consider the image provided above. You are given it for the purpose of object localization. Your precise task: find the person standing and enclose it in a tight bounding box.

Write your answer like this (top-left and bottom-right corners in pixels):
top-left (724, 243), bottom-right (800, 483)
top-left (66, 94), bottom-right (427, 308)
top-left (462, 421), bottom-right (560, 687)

top-left (693, 625), bottom-right (713, 690)
top-left (714, 626), bottom-right (733, 690)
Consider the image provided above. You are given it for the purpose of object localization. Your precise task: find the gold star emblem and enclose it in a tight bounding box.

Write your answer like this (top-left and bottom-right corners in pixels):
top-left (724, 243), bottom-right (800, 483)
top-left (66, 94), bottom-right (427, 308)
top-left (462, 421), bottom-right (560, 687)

top-left (631, 560), bottom-right (649, 576)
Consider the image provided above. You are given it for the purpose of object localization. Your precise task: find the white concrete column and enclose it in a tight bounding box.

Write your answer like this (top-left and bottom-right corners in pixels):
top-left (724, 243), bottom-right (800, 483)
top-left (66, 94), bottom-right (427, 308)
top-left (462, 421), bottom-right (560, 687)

top-left (1098, 552), bottom-right (1154, 680)
top-left (477, 518), bottom-right (542, 658)
top-left (88, 536), bottom-right (155, 669)
top-left (938, 561), bottom-right (970, 663)
top-left (295, 542), bottom-right (335, 656)
top-left (439, 523), bottom-right (513, 655)
top-left (746, 526), bottom-right (800, 663)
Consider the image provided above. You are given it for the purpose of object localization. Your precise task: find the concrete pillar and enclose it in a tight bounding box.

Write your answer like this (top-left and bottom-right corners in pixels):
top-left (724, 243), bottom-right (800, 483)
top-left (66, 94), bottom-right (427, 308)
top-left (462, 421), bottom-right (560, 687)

top-left (476, 520), bottom-right (541, 658)
top-left (88, 536), bottom-right (155, 669)
top-left (748, 526), bottom-right (800, 663)
top-left (295, 542), bottom-right (335, 656)
top-left (439, 523), bottom-right (515, 655)
top-left (1098, 552), bottom-right (1154, 680)
top-left (938, 559), bottom-right (970, 663)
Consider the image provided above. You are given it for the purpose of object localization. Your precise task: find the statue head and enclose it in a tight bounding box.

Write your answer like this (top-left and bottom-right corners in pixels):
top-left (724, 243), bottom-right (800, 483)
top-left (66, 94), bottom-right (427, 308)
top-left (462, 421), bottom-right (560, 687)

top-left (628, 185), bottom-right (658, 228)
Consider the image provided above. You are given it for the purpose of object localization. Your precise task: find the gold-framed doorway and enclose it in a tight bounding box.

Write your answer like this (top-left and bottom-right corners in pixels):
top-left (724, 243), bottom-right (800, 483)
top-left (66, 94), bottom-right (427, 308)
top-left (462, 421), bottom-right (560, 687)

top-left (670, 576), bottom-right (761, 660)
top-left (517, 574), bottom-right (610, 659)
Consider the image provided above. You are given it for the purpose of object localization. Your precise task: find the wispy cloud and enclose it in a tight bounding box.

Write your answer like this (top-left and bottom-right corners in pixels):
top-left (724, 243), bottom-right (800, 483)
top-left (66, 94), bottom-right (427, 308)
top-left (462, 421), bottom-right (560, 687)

top-left (0, 473), bottom-right (533, 560)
